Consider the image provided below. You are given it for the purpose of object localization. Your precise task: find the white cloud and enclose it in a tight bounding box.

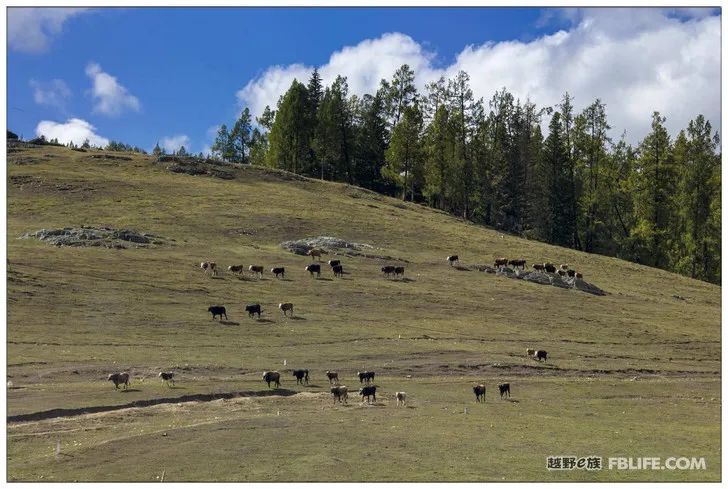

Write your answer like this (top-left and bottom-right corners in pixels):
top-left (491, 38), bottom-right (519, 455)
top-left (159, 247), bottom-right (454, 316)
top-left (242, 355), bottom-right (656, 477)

top-left (85, 62), bottom-right (141, 116)
top-left (160, 135), bottom-right (191, 153)
top-left (35, 118), bottom-right (109, 147)
top-left (29, 79), bottom-right (72, 111)
top-left (236, 9), bottom-right (720, 143)
top-left (8, 8), bottom-right (88, 53)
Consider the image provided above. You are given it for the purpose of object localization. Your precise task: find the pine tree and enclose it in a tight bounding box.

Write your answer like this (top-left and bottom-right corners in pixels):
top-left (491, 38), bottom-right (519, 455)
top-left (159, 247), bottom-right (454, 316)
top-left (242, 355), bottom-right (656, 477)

top-left (266, 79), bottom-right (313, 174)
top-left (211, 124), bottom-right (234, 161)
top-left (230, 108), bottom-right (253, 164)
top-left (384, 103), bottom-right (423, 201)
top-left (153, 142), bottom-right (162, 156)
top-left (353, 91), bottom-right (389, 192)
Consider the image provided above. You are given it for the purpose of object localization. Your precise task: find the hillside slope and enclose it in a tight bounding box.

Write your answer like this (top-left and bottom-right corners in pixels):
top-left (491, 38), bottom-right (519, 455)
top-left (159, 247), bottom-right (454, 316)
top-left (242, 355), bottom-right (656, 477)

top-left (6, 145), bottom-right (721, 481)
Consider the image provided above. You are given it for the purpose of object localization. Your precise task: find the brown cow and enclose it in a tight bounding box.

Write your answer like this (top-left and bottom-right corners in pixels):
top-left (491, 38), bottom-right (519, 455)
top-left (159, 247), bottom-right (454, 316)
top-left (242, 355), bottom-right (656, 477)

top-left (326, 370), bottom-right (339, 384)
top-left (249, 265), bottom-right (264, 277)
top-left (279, 302), bottom-right (294, 317)
top-left (108, 372), bottom-right (130, 390)
top-left (331, 385), bottom-right (348, 404)
top-left (200, 261), bottom-right (217, 276)
top-left (532, 263), bottom-right (545, 272)
top-left (228, 264), bottom-right (245, 274)
top-left (494, 258), bottom-right (508, 268)
top-left (262, 371), bottom-right (281, 388)
top-left (508, 259), bottom-right (526, 270)
top-left (576, 272), bottom-right (584, 279)
top-left (308, 249), bottom-right (325, 261)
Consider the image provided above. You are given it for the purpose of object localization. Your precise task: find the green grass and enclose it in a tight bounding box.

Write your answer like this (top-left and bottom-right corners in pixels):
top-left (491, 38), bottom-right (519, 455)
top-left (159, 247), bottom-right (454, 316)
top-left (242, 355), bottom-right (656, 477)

top-left (6, 145), bottom-right (721, 481)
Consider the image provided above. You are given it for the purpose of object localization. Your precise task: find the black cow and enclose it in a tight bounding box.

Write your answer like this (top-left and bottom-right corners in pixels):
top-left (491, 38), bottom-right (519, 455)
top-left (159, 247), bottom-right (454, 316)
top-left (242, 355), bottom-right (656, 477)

top-left (292, 369), bottom-right (309, 385)
top-left (508, 259), bottom-right (526, 270)
top-left (394, 266), bottom-right (405, 277)
top-left (332, 264), bottom-right (344, 277)
top-left (447, 255), bottom-right (459, 266)
top-left (543, 263), bottom-right (557, 273)
top-left (305, 264), bottom-right (321, 278)
top-left (381, 266), bottom-right (396, 277)
top-left (271, 267), bottom-right (285, 278)
top-left (359, 385), bottom-right (377, 403)
top-left (245, 304), bottom-right (262, 318)
top-left (473, 384), bottom-right (486, 403)
top-left (262, 371), bottom-right (281, 388)
top-left (159, 372), bottom-right (175, 386)
top-left (108, 372), bottom-right (130, 390)
top-left (498, 383), bottom-right (511, 399)
top-left (357, 371), bottom-right (375, 384)
top-left (566, 269), bottom-right (576, 277)
top-left (535, 350), bottom-right (548, 361)
top-left (328, 260), bottom-right (341, 268)
top-left (208, 306), bottom-right (228, 320)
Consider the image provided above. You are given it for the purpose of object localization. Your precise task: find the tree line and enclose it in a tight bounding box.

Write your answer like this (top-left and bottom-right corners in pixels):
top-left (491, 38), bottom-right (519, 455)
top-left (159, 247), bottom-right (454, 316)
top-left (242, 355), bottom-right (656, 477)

top-left (210, 65), bottom-right (721, 284)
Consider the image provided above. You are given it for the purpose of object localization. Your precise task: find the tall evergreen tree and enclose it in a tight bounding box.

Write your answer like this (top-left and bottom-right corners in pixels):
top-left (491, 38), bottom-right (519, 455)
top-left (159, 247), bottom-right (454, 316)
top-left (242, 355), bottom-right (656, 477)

top-left (266, 79), bottom-right (313, 174)
top-left (230, 107), bottom-right (253, 164)
top-left (384, 103), bottom-right (423, 201)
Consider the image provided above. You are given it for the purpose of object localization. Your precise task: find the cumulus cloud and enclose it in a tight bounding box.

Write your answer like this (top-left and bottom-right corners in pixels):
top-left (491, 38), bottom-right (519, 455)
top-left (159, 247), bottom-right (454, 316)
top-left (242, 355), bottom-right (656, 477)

top-left (29, 79), bottom-right (72, 111)
top-left (160, 135), bottom-right (191, 153)
top-left (237, 8), bottom-right (720, 143)
top-left (35, 118), bottom-right (109, 147)
top-left (85, 62), bottom-right (141, 116)
top-left (8, 8), bottom-right (88, 53)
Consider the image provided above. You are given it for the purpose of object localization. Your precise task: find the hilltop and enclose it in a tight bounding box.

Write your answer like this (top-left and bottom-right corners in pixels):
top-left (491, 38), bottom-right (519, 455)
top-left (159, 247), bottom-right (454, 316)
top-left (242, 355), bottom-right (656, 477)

top-left (6, 145), bottom-right (721, 481)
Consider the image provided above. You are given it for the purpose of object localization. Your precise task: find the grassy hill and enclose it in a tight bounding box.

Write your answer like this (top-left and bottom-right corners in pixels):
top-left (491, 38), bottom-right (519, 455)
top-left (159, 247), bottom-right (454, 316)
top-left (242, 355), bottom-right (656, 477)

top-left (6, 144), bottom-right (720, 481)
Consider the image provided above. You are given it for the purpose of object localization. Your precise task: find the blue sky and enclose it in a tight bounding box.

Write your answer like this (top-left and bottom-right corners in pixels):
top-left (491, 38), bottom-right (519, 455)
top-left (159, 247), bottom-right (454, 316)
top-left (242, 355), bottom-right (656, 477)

top-left (7, 7), bottom-right (721, 153)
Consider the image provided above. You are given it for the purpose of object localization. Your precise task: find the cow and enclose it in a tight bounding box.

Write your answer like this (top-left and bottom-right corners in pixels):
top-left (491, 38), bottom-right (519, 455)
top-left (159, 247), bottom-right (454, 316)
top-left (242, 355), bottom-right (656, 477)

top-left (575, 272), bottom-right (583, 279)
top-left (498, 383), bottom-right (511, 399)
top-left (292, 369), bottom-right (309, 385)
top-left (245, 304), bottom-right (262, 318)
top-left (249, 265), bottom-right (264, 277)
top-left (557, 269), bottom-right (567, 277)
top-left (532, 263), bottom-right (545, 272)
top-left (508, 259), bottom-right (526, 270)
top-left (332, 264), bottom-right (344, 277)
top-left (228, 265), bottom-right (245, 274)
top-left (271, 267), bottom-right (285, 279)
top-left (543, 263), bottom-right (557, 273)
top-left (328, 260), bottom-right (341, 268)
top-left (526, 348), bottom-right (536, 357)
top-left (279, 303), bottom-right (294, 317)
top-left (305, 264), bottom-right (321, 278)
top-left (200, 261), bottom-right (217, 276)
top-left (395, 391), bottom-right (407, 407)
top-left (359, 385), bottom-right (377, 403)
top-left (208, 306), bottom-right (228, 320)
top-left (473, 384), bottom-right (486, 403)
top-left (381, 266), bottom-right (396, 277)
top-left (494, 258), bottom-right (508, 268)
top-left (357, 371), bottom-right (375, 384)
top-left (447, 255), bottom-right (459, 266)
top-left (308, 249), bottom-right (325, 261)
top-left (159, 372), bottom-right (175, 386)
top-left (535, 350), bottom-right (548, 362)
top-left (262, 371), bottom-right (281, 388)
top-left (331, 385), bottom-right (348, 404)
top-left (566, 269), bottom-right (576, 277)
top-left (560, 264), bottom-right (569, 271)
top-left (394, 266), bottom-right (405, 277)
top-left (108, 372), bottom-right (130, 390)
top-left (326, 371), bottom-right (339, 384)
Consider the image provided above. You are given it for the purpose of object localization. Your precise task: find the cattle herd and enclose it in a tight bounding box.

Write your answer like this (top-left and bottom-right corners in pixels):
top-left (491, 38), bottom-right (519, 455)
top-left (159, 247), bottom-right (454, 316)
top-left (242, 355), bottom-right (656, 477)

top-left (106, 252), bottom-right (562, 406)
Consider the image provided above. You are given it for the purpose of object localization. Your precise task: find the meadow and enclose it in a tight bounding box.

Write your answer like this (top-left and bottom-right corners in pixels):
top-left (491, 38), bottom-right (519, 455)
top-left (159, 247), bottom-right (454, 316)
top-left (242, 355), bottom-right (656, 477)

top-left (6, 144), bottom-right (721, 481)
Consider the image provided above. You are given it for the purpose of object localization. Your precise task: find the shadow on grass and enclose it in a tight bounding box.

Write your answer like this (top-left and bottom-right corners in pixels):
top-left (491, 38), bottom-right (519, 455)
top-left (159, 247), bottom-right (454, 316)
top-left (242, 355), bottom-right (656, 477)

top-left (316, 278), bottom-right (334, 281)
top-left (119, 389), bottom-right (142, 393)
top-left (219, 320), bottom-right (240, 326)
top-left (255, 318), bottom-right (275, 324)
top-left (453, 266), bottom-right (471, 272)
top-left (503, 398), bottom-right (520, 403)
top-left (289, 316), bottom-right (307, 321)
top-left (211, 276), bottom-right (225, 280)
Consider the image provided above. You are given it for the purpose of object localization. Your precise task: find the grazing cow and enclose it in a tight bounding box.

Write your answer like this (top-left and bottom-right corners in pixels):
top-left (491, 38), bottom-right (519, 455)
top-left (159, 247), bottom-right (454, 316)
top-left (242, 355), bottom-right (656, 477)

top-left (359, 385), bottom-right (377, 403)
top-left (328, 260), bottom-right (341, 268)
top-left (292, 369), bottom-right (309, 385)
top-left (526, 348), bottom-right (536, 357)
top-left (208, 305), bottom-right (228, 320)
top-left (200, 261), bottom-right (217, 276)
top-left (447, 255), bottom-right (459, 266)
top-left (305, 264), bottom-right (321, 278)
top-left (557, 269), bottom-right (567, 277)
top-left (326, 370), bottom-right (339, 384)
top-left (332, 264), bottom-right (344, 277)
top-left (357, 371), bottom-right (375, 384)
top-left (262, 371), bottom-right (281, 388)
top-left (279, 303), bottom-right (294, 317)
top-left (494, 258), bottom-right (509, 268)
top-left (473, 384), bottom-right (486, 403)
top-left (108, 372), bottom-right (130, 390)
top-left (394, 266), bottom-right (405, 277)
top-left (245, 304), bottom-right (262, 318)
top-left (508, 259), bottom-right (526, 270)
top-left (498, 383), bottom-right (511, 399)
top-left (331, 385), bottom-right (348, 404)
top-left (566, 269), bottom-right (576, 277)
top-left (228, 264), bottom-right (245, 275)
top-left (543, 263), bottom-right (557, 273)
top-left (396, 391), bottom-right (407, 407)
top-left (249, 265), bottom-right (264, 277)
top-left (381, 266), bottom-right (396, 277)
top-left (560, 264), bottom-right (569, 271)
top-left (535, 350), bottom-right (548, 362)
top-left (271, 267), bottom-right (285, 279)
top-left (308, 249), bottom-right (324, 261)
top-left (532, 263), bottom-right (545, 272)
top-left (575, 272), bottom-right (583, 279)
top-left (159, 372), bottom-right (175, 386)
